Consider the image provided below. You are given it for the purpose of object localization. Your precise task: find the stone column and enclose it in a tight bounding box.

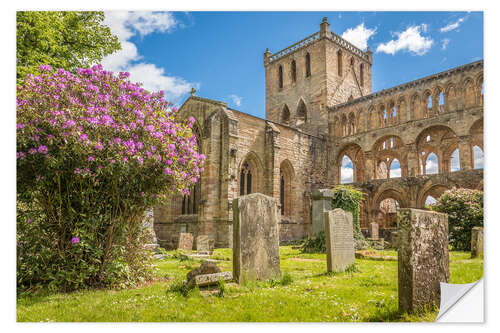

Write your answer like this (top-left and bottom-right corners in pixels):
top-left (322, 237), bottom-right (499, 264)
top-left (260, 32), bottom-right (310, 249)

top-left (458, 136), bottom-right (473, 170)
top-left (311, 189), bottom-right (334, 235)
top-left (471, 226), bottom-right (484, 258)
top-left (232, 193), bottom-right (281, 283)
top-left (324, 209), bottom-right (355, 272)
top-left (398, 208), bottom-right (449, 314)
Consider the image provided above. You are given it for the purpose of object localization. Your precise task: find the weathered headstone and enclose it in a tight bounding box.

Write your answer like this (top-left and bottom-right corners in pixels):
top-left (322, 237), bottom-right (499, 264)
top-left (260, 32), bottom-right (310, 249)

top-left (311, 189), bottom-right (334, 235)
top-left (232, 193), bottom-right (281, 283)
top-left (196, 235), bottom-right (215, 254)
top-left (324, 208), bottom-right (355, 272)
top-left (369, 222), bottom-right (379, 240)
top-left (178, 232), bottom-right (193, 251)
top-left (471, 226), bottom-right (484, 258)
top-left (398, 208), bottom-right (449, 314)
top-left (142, 208), bottom-right (159, 250)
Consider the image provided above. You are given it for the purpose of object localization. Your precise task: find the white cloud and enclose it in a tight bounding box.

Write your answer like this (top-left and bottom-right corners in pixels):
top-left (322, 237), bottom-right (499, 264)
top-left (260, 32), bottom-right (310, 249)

top-left (389, 167), bottom-right (401, 178)
top-left (376, 24), bottom-right (434, 56)
top-left (101, 11), bottom-right (196, 102)
top-left (425, 154), bottom-right (439, 174)
top-left (229, 94), bottom-right (242, 107)
top-left (473, 146), bottom-right (484, 169)
top-left (341, 23), bottom-right (376, 50)
top-left (441, 38), bottom-right (450, 50)
top-left (440, 17), bottom-right (466, 33)
top-left (340, 156), bottom-right (354, 183)
top-left (450, 149), bottom-right (460, 172)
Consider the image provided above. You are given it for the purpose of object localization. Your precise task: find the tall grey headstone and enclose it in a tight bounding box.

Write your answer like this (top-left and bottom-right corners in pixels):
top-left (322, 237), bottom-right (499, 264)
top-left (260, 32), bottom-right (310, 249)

top-left (324, 208), bottom-right (355, 272)
top-left (471, 226), bottom-right (484, 258)
top-left (311, 189), bottom-right (334, 235)
top-left (369, 222), bottom-right (379, 240)
top-left (398, 208), bottom-right (449, 314)
top-left (232, 193), bottom-right (281, 283)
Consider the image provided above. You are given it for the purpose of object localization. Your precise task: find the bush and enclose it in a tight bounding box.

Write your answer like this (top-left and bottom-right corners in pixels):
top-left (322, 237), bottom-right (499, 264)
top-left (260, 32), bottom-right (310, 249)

top-left (280, 271), bottom-right (293, 286)
top-left (432, 188), bottom-right (483, 251)
top-left (16, 65), bottom-right (205, 292)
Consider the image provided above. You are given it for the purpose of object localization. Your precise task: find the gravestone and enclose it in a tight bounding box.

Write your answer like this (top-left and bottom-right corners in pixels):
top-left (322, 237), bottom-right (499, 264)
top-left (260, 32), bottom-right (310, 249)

top-left (142, 208), bottom-right (158, 250)
top-left (471, 226), bottom-right (484, 258)
top-left (311, 189), bottom-right (334, 235)
top-left (324, 208), bottom-right (355, 272)
top-left (178, 232), bottom-right (194, 251)
top-left (398, 208), bottom-right (449, 314)
top-left (232, 193), bottom-right (281, 283)
top-left (196, 235), bottom-right (215, 254)
top-left (369, 222), bottom-right (379, 240)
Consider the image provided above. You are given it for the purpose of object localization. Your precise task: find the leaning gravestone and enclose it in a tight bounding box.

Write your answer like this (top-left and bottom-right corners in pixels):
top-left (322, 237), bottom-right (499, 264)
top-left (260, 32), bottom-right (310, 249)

top-left (232, 193), bottom-right (281, 283)
top-left (178, 233), bottom-right (194, 251)
top-left (398, 208), bottom-right (449, 314)
top-left (324, 208), bottom-right (355, 272)
top-left (369, 222), bottom-right (379, 240)
top-left (471, 226), bottom-right (484, 258)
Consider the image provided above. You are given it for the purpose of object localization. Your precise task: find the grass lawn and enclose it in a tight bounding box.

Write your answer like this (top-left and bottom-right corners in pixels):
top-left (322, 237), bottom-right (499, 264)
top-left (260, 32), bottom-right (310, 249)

top-left (16, 246), bottom-right (483, 322)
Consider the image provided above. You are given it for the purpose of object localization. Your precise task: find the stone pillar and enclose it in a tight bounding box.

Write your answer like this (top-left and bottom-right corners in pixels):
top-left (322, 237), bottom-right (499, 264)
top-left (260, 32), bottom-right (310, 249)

top-left (398, 209), bottom-right (449, 314)
top-left (458, 136), bottom-right (473, 170)
top-left (471, 226), bottom-right (484, 258)
top-left (232, 193), bottom-right (281, 283)
top-left (369, 222), bottom-right (379, 240)
top-left (324, 209), bottom-right (355, 272)
top-left (311, 189), bottom-right (334, 235)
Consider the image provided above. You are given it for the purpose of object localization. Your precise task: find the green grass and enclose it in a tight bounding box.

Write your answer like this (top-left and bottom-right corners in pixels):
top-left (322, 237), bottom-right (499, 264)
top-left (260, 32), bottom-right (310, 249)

top-left (16, 247), bottom-right (483, 322)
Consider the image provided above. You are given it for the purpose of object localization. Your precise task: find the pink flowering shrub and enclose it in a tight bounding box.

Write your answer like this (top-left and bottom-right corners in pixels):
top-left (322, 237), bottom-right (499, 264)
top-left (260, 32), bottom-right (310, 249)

top-left (16, 64), bottom-right (204, 291)
top-left (432, 188), bottom-right (483, 251)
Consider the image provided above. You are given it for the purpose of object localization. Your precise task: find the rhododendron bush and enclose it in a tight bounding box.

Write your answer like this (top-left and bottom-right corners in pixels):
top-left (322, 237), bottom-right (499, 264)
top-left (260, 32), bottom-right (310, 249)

top-left (432, 188), bottom-right (483, 251)
top-left (16, 65), bottom-right (204, 291)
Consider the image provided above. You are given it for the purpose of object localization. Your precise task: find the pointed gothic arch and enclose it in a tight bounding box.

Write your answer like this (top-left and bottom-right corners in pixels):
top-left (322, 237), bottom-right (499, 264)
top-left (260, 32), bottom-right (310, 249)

top-left (296, 99), bottom-right (307, 126)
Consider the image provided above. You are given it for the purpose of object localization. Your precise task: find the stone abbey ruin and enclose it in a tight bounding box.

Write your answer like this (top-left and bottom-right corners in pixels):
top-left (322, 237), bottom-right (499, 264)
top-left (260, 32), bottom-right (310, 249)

top-left (154, 17), bottom-right (484, 249)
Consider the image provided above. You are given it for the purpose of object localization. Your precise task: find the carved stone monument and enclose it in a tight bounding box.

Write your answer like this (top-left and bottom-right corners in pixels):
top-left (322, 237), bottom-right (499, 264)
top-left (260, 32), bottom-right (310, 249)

top-left (196, 235), bottom-right (215, 254)
top-left (232, 193), bottom-right (281, 283)
top-left (471, 226), bottom-right (484, 258)
top-left (311, 189), bottom-right (334, 235)
top-left (398, 208), bottom-right (449, 314)
top-left (324, 208), bottom-right (355, 272)
top-left (178, 232), bottom-right (194, 251)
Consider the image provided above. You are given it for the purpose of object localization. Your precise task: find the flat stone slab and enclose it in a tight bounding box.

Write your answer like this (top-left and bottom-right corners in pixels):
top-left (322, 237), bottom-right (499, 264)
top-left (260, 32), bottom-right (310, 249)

top-left (324, 208), bottom-right (355, 272)
top-left (233, 193), bottom-right (281, 282)
top-left (188, 271), bottom-right (233, 288)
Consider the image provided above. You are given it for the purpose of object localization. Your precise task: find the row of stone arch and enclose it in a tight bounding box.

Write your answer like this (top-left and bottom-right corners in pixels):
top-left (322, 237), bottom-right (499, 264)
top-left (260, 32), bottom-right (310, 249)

top-left (338, 121), bottom-right (483, 184)
top-left (280, 99), bottom-right (308, 126)
top-left (332, 73), bottom-right (483, 137)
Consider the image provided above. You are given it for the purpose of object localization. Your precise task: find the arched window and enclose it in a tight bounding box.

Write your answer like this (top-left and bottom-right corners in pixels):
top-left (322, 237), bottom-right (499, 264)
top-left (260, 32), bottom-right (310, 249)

top-left (296, 100), bottom-right (307, 126)
top-left (291, 60), bottom-right (297, 83)
top-left (360, 63), bottom-right (364, 87)
top-left (181, 184), bottom-right (199, 215)
top-left (425, 195), bottom-right (438, 208)
top-left (337, 50), bottom-right (343, 76)
top-left (281, 105), bottom-right (290, 125)
top-left (240, 162), bottom-right (252, 195)
top-left (390, 159), bottom-right (401, 178)
top-left (340, 155), bottom-right (354, 184)
top-left (439, 91), bottom-right (445, 109)
top-left (425, 152), bottom-right (439, 175)
top-left (280, 161), bottom-right (294, 217)
top-left (473, 145), bottom-right (484, 169)
top-left (305, 53), bottom-right (311, 77)
top-left (450, 148), bottom-right (460, 172)
top-left (427, 93), bottom-right (433, 112)
top-left (278, 65), bottom-right (283, 89)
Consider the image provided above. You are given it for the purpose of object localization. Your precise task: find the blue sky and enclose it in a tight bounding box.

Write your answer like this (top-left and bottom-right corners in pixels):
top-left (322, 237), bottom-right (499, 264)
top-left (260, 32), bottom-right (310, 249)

top-left (101, 11), bottom-right (483, 118)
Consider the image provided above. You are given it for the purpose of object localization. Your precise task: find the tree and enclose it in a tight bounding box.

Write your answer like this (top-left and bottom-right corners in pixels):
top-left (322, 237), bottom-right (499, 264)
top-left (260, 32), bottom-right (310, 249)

top-left (17, 65), bottom-right (204, 291)
top-left (16, 11), bottom-right (120, 84)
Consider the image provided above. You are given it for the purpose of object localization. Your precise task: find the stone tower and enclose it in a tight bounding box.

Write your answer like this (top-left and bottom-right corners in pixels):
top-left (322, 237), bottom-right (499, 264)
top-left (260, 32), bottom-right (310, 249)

top-left (264, 17), bottom-right (373, 135)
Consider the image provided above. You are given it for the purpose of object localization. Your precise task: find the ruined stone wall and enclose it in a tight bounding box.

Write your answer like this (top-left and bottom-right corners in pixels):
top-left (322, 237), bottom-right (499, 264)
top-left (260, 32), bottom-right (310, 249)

top-left (327, 60), bottom-right (483, 237)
